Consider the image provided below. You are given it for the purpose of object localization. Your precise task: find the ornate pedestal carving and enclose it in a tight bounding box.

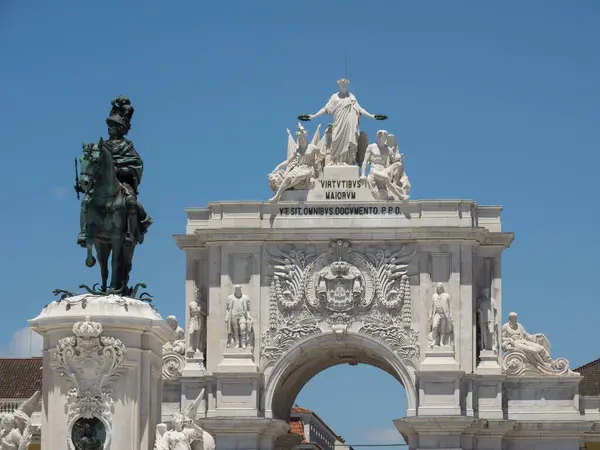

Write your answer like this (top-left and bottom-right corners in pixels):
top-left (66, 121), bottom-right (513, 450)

top-left (29, 294), bottom-right (172, 450)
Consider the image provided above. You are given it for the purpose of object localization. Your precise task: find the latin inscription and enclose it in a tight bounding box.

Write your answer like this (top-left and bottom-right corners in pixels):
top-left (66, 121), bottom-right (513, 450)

top-left (319, 179), bottom-right (366, 201)
top-left (277, 205), bottom-right (405, 216)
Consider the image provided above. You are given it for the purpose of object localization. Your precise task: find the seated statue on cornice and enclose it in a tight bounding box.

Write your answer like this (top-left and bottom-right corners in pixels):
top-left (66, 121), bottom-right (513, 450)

top-left (501, 312), bottom-right (577, 376)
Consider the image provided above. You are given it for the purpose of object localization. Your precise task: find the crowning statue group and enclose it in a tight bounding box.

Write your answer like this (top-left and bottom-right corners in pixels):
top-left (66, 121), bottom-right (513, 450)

top-left (268, 77), bottom-right (411, 202)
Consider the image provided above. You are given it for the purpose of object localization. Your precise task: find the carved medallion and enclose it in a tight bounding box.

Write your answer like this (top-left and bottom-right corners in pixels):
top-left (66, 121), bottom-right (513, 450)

top-left (54, 316), bottom-right (127, 450)
top-left (262, 240), bottom-right (419, 369)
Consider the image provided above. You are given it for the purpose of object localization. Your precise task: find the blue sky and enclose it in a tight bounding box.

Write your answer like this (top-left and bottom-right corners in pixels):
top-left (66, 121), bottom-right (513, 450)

top-left (1, 1), bottom-right (599, 447)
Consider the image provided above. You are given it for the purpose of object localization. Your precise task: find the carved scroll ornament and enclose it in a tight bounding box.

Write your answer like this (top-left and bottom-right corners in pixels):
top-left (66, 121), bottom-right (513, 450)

top-left (54, 316), bottom-right (127, 450)
top-left (261, 241), bottom-right (419, 369)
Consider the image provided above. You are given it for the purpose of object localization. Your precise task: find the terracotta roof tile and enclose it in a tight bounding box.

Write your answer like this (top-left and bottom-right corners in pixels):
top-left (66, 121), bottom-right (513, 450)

top-left (575, 358), bottom-right (600, 396)
top-left (0, 358), bottom-right (43, 399)
top-left (291, 405), bottom-right (343, 444)
top-left (291, 406), bottom-right (313, 414)
top-left (289, 418), bottom-right (306, 442)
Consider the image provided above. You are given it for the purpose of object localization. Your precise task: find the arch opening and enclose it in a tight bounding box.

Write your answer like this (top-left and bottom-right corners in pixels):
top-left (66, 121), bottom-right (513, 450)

top-left (263, 331), bottom-right (417, 421)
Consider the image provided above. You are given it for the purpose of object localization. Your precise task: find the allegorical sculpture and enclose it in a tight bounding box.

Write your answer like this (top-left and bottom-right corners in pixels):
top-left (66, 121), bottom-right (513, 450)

top-left (268, 123), bottom-right (325, 202)
top-left (225, 285), bottom-right (255, 350)
top-left (299, 78), bottom-right (387, 166)
top-left (360, 130), bottom-right (410, 201)
top-left (428, 283), bottom-right (454, 348)
top-left (164, 316), bottom-right (186, 355)
top-left (161, 315), bottom-right (186, 380)
top-left (0, 391), bottom-right (40, 450)
top-left (154, 389), bottom-right (215, 450)
top-left (477, 288), bottom-right (498, 353)
top-left (501, 312), bottom-right (577, 376)
top-left (74, 95), bottom-right (153, 296)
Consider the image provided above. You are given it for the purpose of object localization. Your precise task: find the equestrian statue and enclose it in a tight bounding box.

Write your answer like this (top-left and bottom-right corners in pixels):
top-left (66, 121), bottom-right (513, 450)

top-left (72, 95), bottom-right (153, 297)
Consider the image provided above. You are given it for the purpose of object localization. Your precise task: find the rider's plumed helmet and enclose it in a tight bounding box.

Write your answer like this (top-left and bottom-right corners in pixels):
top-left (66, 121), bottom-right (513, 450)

top-left (106, 95), bottom-right (134, 132)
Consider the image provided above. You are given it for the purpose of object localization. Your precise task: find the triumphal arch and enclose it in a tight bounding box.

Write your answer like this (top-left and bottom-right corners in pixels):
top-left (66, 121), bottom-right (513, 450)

top-left (165, 79), bottom-right (599, 449)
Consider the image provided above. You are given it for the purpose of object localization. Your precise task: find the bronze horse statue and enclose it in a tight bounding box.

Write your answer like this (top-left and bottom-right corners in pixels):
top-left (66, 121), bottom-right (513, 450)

top-left (77, 138), bottom-right (136, 295)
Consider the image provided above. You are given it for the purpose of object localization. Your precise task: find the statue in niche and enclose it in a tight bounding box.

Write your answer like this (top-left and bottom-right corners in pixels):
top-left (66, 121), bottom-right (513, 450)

top-left (187, 291), bottom-right (206, 359)
top-left (428, 283), bottom-right (454, 348)
top-left (501, 312), bottom-right (577, 376)
top-left (225, 285), bottom-right (254, 350)
top-left (476, 288), bottom-right (498, 353)
top-left (268, 123), bottom-right (325, 202)
top-left (300, 78), bottom-right (387, 166)
top-left (164, 315), bottom-right (186, 355)
top-left (154, 389), bottom-right (215, 450)
top-left (360, 130), bottom-right (410, 201)
top-left (0, 391), bottom-right (40, 450)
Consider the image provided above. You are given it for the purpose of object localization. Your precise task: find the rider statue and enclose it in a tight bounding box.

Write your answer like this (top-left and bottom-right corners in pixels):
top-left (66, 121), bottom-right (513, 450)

top-left (76, 96), bottom-right (153, 248)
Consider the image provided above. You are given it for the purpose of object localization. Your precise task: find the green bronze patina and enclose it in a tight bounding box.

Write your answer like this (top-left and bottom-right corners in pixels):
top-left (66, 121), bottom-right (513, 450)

top-left (69, 96), bottom-right (153, 297)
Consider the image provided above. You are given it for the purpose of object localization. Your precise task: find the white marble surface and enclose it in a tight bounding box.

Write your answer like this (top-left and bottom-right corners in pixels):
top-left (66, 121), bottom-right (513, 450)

top-left (29, 295), bottom-right (172, 450)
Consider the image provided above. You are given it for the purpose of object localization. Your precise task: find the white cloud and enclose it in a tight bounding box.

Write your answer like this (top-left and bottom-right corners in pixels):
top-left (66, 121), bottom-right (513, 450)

top-left (0, 327), bottom-right (43, 358)
top-left (53, 186), bottom-right (68, 199)
top-left (362, 426), bottom-right (405, 444)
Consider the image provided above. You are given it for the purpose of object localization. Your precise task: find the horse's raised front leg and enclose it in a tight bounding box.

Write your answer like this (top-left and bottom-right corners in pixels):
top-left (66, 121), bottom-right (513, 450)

top-left (85, 240), bottom-right (96, 267)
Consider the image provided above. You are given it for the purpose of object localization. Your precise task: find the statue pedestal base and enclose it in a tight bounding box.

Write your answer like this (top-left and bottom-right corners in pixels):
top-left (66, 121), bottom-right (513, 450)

top-left (476, 349), bottom-right (501, 375)
top-left (418, 347), bottom-right (463, 416)
top-left (200, 417), bottom-right (289, 449)
top-left (420, 346), bottom-right (459, 371)
top-left (281, 164), bottom-right (377, 202)
top-left (182, 353), bottom-right (206, 377)
top-left (216, 348), bottom-right (258, 373)
top-left (504, 376), bottom-right (583, 421)
top-left (29, 295), bottom-right (172, 450)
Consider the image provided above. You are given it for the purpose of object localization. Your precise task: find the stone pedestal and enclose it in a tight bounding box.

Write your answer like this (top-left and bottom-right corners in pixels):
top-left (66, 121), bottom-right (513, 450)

top-left (29, 295), bottom-right (172, 450)
top-left (418, 347), bottom-right (463, 416)
top-left (216, 348), bottom-right (259, 373)
top-left (504, 376), bottom-right (583, 421)
top-left (281, 164), bottom-right (375, 202)
top-left (182, 352), bottom-right (207, 377)
top-left (476, 350), bottom-right (501, 375)
top-left (200, 417), bottom-right (289, 450)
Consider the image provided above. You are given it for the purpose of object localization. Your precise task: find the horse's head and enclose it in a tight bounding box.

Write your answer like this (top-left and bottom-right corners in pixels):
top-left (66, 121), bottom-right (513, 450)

top-left (79, 138), bottom-right (105, 193)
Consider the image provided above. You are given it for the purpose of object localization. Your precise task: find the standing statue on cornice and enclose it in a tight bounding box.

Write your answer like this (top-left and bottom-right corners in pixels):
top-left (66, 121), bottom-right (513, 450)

top-left (73, 96), bottom-right (154, 295)
top-left (299, 78), bottom-right (387, 166)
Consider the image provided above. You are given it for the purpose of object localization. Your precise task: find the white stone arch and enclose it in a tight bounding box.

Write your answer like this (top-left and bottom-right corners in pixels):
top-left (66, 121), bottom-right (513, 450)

top-left (262, 330), bottom-right (418, 420)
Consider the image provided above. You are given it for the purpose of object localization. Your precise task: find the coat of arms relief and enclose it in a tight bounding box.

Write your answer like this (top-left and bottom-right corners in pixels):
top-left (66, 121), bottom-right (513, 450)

top-left (261, 240), bottom-right (419, 369)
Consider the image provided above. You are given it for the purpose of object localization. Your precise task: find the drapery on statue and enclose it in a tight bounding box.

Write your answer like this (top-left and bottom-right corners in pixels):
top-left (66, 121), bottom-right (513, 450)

top-left (299, 78), bottom-right (387, 166)
top-left (187, 291), bottom-right (207, 361)
top-left (268, 123), bottom-right (325, 202)
top-left (74, 96), bottom-right (153, 295)
top-left (501, 312), bottom-right (577, 376)
top-left (154, 389), bottom-right (215, 450)
top-left (164, 315), bottom-right (186, 355)
top-left (0, 391), bottom-right (40, 450)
